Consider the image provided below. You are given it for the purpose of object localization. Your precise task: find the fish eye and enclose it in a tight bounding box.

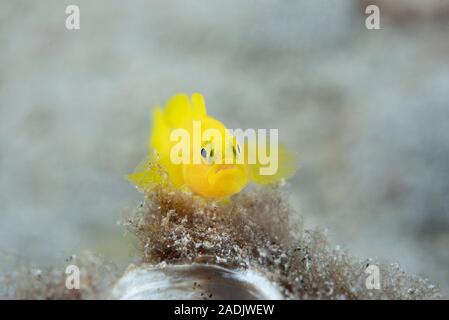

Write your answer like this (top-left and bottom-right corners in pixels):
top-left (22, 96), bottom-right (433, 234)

top-left (232, 144), bottom-right (240, 157)
top-left (201, 148), bottom-right (207, 158)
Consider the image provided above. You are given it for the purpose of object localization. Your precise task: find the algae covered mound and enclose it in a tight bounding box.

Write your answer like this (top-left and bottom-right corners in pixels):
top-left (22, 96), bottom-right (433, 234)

top-left (1, 185), bottom-right (441, 299)
top-left (127, 185), bottom-right (441, 300)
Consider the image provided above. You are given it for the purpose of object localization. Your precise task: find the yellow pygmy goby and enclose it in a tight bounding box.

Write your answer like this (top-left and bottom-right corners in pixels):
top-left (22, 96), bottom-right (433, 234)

top-left (128, 93), bottom-right (297, 199)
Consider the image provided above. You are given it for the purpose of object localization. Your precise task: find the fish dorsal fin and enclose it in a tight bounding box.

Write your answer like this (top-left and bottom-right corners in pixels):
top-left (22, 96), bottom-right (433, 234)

top-left (164, 93), bottom-right (193, 127)
top-left (162, 93), bottom-right (207, 128)
top-left (191, 92), bottom-right (207, 118)
top-left (150, 106), bottom-right (170, 152)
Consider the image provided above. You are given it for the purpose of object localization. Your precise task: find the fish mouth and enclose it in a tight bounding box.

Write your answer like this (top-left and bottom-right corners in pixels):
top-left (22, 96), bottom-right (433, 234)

top-left (208, 164), bottom-right (247, 188)
top-left (214, 164), bottom-right (237, 174)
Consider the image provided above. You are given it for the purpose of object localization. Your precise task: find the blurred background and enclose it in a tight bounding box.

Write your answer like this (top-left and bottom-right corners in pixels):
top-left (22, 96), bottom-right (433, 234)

top-left (1, 0), bottom-right (448, 295)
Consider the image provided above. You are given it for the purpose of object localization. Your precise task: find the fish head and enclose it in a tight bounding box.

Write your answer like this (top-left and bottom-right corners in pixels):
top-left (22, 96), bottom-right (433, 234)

top-left (182, 116), bottom-right (249, 198)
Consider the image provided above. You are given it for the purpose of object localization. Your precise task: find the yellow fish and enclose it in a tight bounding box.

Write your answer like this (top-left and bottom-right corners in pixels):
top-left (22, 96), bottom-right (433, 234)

top-left (128, 93), bottom-right (297, 199)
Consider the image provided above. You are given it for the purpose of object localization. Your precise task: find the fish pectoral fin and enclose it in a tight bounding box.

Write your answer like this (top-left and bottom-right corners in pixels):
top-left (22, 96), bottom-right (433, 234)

top-left (127, 155), bottom-right (165, 190)
top-left (250, 144), bottom-right (298, 185)
top-left (126, 171), bottom-right (154, 189)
